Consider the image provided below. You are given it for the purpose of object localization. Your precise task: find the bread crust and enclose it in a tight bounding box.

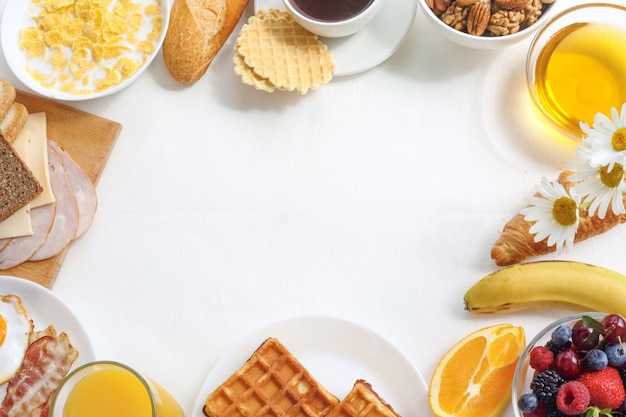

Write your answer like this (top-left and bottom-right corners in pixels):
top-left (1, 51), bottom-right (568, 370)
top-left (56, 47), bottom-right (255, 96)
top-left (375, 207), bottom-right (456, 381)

top-left (0, 80), bottom-right (16, 122)
top-left (0, 102), bottom-right (29, 144)
top-left (491, 170), bottom-right (626, 266)
top-left (163, 0), bottom-right (249, 84)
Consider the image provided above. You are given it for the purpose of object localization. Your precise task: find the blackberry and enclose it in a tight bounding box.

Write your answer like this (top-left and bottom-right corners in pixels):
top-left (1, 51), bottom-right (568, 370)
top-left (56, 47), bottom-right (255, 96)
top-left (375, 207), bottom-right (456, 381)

top-left (547, 401), bottom-right (569, 417)
top-left (546, 340), bottom-right (572, 356)
top-left (531, 370), bottom-right (565, 404)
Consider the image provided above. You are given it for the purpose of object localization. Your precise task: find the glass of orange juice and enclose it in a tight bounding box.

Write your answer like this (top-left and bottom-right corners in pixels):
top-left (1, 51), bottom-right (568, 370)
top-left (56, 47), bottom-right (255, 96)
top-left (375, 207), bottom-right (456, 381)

top-left (526, 4), bottom-right (626, 140)
top-left (50, 361), bottom-right (185, 417)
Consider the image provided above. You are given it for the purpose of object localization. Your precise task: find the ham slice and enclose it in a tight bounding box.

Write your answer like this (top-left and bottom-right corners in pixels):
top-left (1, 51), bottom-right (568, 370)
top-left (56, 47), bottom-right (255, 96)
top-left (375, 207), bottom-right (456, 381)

top-left (29, 146), bottom-right (79, 261)
top-left (47, 141), bottom-right (97, 239)
top-left (0, 139), bottom-right (97, 267)
top-left (0, 205), bottom-right (55, 269)
top-left (0, 332), bottom-right (78, 417)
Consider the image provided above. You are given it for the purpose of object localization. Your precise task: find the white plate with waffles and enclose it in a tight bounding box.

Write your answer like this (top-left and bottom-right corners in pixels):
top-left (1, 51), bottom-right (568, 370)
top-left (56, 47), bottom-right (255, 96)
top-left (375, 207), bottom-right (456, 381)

top-left (192, 316), bottom-right (429, 417)
top-left (253, 0), bottom-right (417, 76)
top-left (0, 275), bottom-right (96, 398)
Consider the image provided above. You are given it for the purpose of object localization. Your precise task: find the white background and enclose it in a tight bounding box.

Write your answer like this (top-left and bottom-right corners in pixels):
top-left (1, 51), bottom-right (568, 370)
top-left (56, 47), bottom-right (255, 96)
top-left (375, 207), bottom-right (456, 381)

top-left (2, 0), bottom-right (626, 415)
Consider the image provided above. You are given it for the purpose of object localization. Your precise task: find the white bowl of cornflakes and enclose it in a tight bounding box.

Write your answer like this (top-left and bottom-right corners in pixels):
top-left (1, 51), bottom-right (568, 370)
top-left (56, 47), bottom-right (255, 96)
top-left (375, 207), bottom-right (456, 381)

top-left (1, 0), bottom-right (170, 101)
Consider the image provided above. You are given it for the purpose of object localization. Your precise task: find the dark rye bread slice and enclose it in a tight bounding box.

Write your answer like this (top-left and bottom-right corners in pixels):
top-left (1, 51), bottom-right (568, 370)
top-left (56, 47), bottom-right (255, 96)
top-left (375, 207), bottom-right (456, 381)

top-left (0, 135), bottom-right (42, 222)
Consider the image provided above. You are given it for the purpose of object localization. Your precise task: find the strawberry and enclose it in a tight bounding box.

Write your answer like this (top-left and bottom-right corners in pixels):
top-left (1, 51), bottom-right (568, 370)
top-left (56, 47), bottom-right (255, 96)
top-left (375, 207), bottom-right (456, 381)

top-left (578, 367), bottom-right (626, 410)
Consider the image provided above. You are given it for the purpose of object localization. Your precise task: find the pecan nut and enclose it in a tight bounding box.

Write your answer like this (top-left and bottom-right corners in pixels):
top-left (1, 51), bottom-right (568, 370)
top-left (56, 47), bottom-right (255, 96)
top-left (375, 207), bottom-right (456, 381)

top-left (494, 0), bottom-right (531, 10)
top-left (457, 0), bottom-right (480, 6)
top-left (467, 1), bottom-right (490, 36)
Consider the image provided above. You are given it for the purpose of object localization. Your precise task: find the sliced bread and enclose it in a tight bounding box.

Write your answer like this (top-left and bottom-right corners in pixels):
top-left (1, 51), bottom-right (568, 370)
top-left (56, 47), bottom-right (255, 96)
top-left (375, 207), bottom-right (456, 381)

top-left (0, 136), bottom-right (43, 222)
top-left (0, 79), bottom-right (16, 122)
top-left (0, 102), bottom-right (29, 144)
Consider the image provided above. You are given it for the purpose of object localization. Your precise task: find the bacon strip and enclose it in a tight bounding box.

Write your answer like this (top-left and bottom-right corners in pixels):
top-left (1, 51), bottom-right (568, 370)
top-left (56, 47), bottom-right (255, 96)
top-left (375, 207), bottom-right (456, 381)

top-left (0, 332), bottom-right (78, 417)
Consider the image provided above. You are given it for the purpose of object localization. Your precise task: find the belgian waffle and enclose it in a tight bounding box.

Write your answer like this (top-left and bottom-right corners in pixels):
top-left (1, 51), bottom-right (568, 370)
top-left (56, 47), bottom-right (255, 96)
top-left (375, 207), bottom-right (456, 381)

top-left (203, 337), bottom-right (339, 417)
top-left (326, 380), bottom-right (402, 417)
top-left (234, 9), bottom-right (334, 94)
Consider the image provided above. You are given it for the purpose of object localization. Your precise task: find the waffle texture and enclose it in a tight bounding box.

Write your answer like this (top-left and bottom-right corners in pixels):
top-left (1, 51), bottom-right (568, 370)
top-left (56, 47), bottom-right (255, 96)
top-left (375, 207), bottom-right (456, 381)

top-left (203, 337), bottom-right (339, 417)
top-left (234, 9), bottom-right (334, 94)
top-left (327, 380), bottom-right (402, 417)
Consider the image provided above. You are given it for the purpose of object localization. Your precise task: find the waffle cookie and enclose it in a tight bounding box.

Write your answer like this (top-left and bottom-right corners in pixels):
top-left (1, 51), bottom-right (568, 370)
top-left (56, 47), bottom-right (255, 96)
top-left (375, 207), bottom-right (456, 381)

top-left (327, 380), bottom-right (401, 417)
top-left (203, 337), bottom-right (339, 417)
top-left (234, 9), bottom-right (334, 94)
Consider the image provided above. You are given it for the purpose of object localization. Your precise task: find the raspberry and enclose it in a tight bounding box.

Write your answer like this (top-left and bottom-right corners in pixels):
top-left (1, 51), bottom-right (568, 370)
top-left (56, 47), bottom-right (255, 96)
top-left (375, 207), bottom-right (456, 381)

top-left (578, 367), bottom-right (626, 410)
top-left (530, 346), bottom-right (555, 372)
top-left (555, 381), bottom-right (590, 415)
top-left (531, 370), bottom-right (565, 404)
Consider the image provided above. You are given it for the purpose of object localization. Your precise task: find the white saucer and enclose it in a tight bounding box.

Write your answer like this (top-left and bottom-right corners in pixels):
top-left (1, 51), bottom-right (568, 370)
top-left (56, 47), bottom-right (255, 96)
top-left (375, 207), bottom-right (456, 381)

top-left (191, 316), bottom-right (429, 417)
top-left (253, 0), bottom-right (417, 76)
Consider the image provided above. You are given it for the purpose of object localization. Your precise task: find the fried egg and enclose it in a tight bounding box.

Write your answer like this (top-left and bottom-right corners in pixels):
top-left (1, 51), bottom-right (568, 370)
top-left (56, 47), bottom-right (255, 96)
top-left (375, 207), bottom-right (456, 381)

top-left (0, 295), bottom-right (33, 383)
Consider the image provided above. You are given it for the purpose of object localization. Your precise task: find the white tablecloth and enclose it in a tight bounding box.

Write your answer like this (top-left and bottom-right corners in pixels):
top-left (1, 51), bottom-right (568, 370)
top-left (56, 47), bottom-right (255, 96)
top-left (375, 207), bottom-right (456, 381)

top-left (2, 0), bottom-right (626, 415)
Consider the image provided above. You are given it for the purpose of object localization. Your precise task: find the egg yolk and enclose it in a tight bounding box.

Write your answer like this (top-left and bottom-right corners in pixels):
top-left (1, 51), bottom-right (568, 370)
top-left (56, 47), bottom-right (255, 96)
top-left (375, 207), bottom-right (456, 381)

top-left (0, 315), bottom-right (6, 346)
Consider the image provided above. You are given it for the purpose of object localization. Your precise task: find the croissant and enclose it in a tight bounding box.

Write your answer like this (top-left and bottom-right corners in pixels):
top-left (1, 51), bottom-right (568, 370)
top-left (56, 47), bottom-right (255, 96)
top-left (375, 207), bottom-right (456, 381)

top-left (491, 170), bottom-right (626, 266)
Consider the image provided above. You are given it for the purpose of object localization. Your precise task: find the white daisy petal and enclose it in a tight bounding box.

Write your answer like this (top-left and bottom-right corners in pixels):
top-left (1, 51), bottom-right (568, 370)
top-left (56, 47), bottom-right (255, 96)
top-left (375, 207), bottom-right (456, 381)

top-left (520, 176), bottom-right (580, 250)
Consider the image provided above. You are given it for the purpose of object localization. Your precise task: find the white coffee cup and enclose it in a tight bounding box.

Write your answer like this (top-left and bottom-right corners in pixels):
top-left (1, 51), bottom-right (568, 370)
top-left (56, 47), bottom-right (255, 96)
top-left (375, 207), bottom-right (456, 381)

top-left (282, 0), bottom-right (385, 38)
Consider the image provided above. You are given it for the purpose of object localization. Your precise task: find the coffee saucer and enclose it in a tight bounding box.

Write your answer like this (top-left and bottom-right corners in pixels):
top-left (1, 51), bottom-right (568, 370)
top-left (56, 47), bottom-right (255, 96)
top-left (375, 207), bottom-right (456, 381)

top-left (253, 0), bottom-right (417, 76)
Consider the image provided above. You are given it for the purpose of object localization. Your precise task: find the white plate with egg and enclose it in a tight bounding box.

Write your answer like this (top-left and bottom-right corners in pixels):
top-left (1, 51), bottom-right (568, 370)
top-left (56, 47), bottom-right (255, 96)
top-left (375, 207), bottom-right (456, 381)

top-left (254, 0), bottom-right (417, 76)
top-left (0, 275), bottom-right (96, 398)
top-left (191, 316), bottom-right (429, 417)
top-left (1, 0), bottom-right (170, 101)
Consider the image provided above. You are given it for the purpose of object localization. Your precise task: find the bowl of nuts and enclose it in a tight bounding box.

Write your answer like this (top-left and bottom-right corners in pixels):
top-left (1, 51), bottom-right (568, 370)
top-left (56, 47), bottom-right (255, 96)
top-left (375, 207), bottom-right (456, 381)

top-left (418, 0), bottom-right (556, 49)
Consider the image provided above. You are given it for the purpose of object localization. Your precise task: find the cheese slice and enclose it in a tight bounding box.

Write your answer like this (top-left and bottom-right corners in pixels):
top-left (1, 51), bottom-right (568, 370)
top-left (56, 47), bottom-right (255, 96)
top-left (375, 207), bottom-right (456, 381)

top-left (0, 112), bottom-right (55, 239)
top-left (0, 129), bottom-right (33, 238)
top-left (25, 112), bottom-right (55, 208)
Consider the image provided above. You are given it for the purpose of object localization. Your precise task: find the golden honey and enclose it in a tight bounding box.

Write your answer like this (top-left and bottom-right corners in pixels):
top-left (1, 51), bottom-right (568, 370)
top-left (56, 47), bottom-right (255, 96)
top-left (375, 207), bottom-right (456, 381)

top-left (531, 22), bottom-right (626, 137)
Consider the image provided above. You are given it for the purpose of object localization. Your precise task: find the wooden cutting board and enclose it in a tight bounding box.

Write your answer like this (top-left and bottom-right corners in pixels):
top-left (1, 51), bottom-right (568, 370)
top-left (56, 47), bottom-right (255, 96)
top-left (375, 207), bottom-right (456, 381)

top-left (2, 90), bottom-right (122, 289)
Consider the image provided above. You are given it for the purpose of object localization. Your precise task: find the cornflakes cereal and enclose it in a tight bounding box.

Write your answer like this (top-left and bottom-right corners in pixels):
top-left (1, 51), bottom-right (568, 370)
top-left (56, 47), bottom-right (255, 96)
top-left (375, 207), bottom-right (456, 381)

top-left (18, 0), bottom-right (164, 95)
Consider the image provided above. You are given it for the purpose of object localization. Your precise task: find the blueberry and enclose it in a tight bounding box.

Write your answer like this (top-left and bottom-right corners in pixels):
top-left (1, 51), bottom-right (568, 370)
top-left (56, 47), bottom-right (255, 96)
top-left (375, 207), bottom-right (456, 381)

top-left (518, 393), bottom-right (539, 413)
top-left (551, 325), bottom-right (573, 346)
top-left (605, 343), bottom-right (626, 367)
top-left (586, 349), bottom-right (608, 371)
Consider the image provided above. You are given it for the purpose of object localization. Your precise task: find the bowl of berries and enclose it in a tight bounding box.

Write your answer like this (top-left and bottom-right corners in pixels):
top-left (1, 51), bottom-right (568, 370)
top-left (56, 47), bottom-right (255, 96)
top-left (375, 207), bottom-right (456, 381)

top-left (513, 312), bottom-right (626, 417)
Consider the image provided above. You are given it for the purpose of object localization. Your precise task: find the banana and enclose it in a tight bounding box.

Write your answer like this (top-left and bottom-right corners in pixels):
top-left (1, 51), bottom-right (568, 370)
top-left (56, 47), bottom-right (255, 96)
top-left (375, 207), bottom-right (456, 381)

top-left (464, 260), bottom-right (626, 317)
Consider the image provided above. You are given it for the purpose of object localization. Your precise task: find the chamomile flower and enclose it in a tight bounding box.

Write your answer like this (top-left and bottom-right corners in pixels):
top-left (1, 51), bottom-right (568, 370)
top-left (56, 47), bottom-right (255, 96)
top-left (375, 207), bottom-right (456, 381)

top-left (580, 103), bottom-right (626, 170)
top-left (570, 147), bottom-right (626, 219)
top-left (521, 176), bottom-right (580, 252)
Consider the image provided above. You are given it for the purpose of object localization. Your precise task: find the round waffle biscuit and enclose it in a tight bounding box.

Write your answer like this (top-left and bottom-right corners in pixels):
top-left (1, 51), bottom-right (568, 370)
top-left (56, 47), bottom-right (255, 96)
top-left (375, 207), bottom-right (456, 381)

top-left (235, 9), bottom-right (334, 94)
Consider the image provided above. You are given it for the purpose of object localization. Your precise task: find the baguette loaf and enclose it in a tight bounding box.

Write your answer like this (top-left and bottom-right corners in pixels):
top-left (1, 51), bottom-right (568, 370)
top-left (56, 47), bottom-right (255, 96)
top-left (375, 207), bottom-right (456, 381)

top-left (163, 0), bottom-right (249, 84)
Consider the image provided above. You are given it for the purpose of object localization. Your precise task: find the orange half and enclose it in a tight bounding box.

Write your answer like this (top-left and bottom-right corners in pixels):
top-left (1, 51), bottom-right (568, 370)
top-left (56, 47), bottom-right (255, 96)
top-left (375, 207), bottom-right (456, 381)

top-left (428, 324), bottom-right (525, 417)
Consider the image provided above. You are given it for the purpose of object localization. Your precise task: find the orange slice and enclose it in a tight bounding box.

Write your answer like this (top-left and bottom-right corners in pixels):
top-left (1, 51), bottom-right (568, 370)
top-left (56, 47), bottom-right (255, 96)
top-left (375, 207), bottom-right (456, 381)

top-left (428, 323), bottom-right (526, 417)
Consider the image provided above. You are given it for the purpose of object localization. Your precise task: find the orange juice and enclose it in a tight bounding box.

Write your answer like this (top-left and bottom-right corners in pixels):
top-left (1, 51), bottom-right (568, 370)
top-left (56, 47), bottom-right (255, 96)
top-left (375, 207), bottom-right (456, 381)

top-left (52, 362), bottom-right (184, 417)
top-left (64, 367), bottom-right (152, 417)
top-left (532, 22), bottom-right (626, 136)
